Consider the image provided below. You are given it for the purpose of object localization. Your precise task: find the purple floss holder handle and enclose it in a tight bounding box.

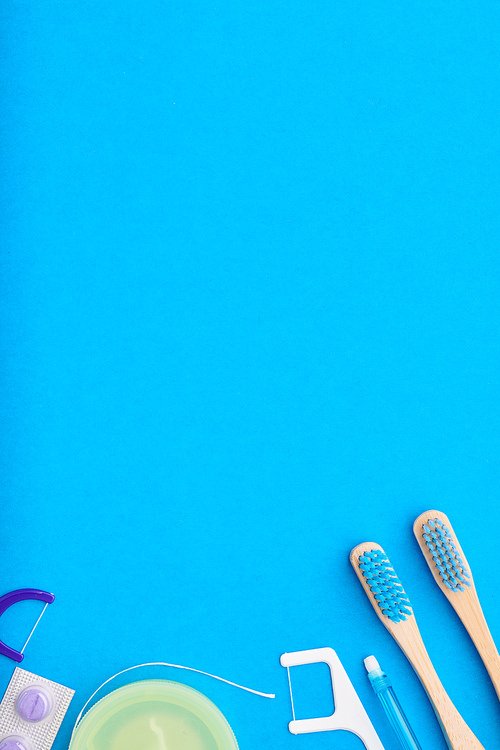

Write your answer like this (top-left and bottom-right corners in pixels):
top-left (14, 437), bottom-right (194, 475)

top-left (0, 589), bottom-right (55, 663)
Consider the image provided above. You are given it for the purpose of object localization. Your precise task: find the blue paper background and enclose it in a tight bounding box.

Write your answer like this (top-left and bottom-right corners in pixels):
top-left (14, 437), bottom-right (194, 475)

top-left (1, 2), bottom-right (500, 749)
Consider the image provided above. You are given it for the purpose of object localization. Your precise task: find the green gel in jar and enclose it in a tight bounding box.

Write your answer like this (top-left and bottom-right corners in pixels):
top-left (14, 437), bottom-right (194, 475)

top-left (69, 680), bottom-right (238, 750)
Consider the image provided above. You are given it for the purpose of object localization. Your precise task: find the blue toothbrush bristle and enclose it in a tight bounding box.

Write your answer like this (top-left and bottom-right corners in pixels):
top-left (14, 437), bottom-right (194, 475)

top-left (422, 518), bottom-right (471, 592)
top-left (358, 549), bottom-right (413, 622)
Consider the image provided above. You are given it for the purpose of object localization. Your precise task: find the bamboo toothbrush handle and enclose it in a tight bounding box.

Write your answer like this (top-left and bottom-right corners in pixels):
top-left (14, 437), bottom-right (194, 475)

top-left (457, 599), bottom-right (500, 701)
top-left (401, 633), bottom-right (486, 750)
top-left (350, 542), bottom-right (486, 750)
top-left (413, 509), bottom-right (500, 702)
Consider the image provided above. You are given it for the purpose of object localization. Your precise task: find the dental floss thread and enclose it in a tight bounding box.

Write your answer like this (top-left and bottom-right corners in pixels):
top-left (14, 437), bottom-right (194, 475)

top-left (20, 605), bottom-right (50, 657)
top-left (0, 668), bottom-right (74, 750)
top-left (72, 660), bottom-right (275, 741)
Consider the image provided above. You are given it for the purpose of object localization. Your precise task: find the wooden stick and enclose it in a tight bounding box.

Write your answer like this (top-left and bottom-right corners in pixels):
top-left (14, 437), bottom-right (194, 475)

top-left (414, 509), bottom-right (500, 701)
top-left (350, 542), bottom-right (486, 750)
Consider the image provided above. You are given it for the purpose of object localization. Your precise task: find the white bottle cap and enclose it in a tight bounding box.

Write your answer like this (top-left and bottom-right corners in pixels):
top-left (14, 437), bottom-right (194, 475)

top-left (364, 655), bottom-right (380, 673)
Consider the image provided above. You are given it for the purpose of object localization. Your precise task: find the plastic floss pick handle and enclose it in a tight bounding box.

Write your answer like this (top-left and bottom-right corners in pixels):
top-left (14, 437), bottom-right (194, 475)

top-left (0, 590), bottom-right (55, 663)
top-left (280, 647), bottom-right (386, 750)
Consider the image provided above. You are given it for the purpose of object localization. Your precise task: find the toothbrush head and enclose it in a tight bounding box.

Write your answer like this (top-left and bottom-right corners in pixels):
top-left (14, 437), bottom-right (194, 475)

top-left (350, 543), bottom-right (413, 625)
top-left (421, 517), bottom-right (471, 592)
top-left (414, 510), bottom-right (475, 596)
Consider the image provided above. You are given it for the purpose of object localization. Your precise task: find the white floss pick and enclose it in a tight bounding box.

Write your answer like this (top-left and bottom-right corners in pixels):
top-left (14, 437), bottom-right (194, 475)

top-left (0, 668), bottom-right (74, 750)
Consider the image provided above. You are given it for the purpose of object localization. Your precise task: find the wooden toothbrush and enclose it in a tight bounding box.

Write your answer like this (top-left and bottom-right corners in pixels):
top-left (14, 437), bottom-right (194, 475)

top-left (414, 509), bottom-right (500, 701)
top-left (350, 542), bottom-right (486, 750)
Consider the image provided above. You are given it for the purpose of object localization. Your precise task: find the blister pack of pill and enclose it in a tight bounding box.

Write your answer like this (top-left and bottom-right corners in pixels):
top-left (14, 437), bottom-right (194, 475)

top-left (0, 668), bottom-right (74, 750)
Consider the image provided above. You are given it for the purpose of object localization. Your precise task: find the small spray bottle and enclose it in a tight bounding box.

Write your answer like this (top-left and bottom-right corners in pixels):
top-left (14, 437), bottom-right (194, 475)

top-left (364, 656), bottom-right (423, 750)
